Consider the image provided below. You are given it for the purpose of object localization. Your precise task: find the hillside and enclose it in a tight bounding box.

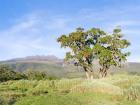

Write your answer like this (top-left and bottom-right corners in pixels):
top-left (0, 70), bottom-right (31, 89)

top-left (0, 73), bottom-right (140, 105)
top-left (0, 55), bottom-right (80, 78)
top-left (0, 55), bottom-right (140, 78)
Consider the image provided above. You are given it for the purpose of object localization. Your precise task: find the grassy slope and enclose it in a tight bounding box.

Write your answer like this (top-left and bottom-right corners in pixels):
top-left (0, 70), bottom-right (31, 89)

top-left (0, 73), bottom-right (140, 105)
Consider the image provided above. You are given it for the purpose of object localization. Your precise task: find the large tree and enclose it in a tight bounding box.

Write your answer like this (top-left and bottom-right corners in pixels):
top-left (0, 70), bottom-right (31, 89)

top-left (57, 27), bottom-right (130, 79)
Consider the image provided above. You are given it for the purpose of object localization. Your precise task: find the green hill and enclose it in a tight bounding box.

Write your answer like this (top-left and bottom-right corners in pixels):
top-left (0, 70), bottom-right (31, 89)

top-left (0, 56), bottom-right (80, 78)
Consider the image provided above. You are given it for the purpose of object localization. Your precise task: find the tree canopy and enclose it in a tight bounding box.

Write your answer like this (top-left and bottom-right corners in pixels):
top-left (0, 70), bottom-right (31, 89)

top-left (57, 27), bottom-right (130, 79)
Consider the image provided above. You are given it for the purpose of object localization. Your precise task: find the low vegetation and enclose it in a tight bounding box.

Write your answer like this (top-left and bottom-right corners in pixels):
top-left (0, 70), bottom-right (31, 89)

top-left (0, 65), bottom-right (26, 82)
top-left (0, 73), bottom-right (139, 105)
top-left (0, 65), bottom-right (58, 82)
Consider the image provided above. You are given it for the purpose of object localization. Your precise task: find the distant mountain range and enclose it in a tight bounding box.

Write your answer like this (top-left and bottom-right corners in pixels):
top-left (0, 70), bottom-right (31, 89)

top-left (0, 55), bottom-right (80, 78)
top-left (1, 55), bottom-right (63, 63)
top-left (0, 55), bottom-right (140, 77)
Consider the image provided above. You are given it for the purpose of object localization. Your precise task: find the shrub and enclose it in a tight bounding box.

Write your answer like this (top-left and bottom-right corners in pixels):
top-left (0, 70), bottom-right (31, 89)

top-left (0, 65), bottom-right (26, 82)
top-left (24, 70), bottom-right (48, 80)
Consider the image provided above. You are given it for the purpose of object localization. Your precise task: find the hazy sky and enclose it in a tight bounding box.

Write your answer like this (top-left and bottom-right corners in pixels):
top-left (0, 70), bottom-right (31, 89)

top-left (0, 0), bottom-right (139, 62)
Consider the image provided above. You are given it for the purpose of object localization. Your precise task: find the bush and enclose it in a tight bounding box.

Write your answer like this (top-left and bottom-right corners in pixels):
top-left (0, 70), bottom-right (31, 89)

top-left (24, 70), bottom-right (48, 80)
top-left (0, 65), bottom-right (26, 82)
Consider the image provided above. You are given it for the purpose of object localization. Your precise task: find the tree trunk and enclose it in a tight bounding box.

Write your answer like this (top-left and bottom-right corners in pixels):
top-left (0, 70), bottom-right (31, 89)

top-left (99, 68), bottom-right (102, 78)
top-left (84, 67), bottom-right (94, 80)
top-left (90, 72), bottom-right (94, 80)
top-left (85, 71), bottom-right (90, 80)
top-left (99, 68), bottom-right (108, 78)
top-left (85, 70), bottom-right (94, 80)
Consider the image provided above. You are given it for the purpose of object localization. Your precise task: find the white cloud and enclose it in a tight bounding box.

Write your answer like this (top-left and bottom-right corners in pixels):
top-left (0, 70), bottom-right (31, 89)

top-left (0, 13), bottom-right (73, 60)
top-left (0, 6), bottom-right (140, 62)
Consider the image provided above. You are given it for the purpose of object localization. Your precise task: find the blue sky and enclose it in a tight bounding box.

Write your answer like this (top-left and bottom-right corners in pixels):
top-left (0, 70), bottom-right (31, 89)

top-left (0, 0), bottom-right (139, 62)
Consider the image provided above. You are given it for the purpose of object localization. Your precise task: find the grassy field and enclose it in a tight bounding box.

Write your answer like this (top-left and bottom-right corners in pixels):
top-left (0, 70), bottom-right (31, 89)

top-left (0, 72), bottom-right (140, 105)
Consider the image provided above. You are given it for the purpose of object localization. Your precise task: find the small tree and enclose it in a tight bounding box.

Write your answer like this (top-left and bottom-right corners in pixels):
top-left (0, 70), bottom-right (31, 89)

top-left (57, 27), bottom-right (130, 79)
